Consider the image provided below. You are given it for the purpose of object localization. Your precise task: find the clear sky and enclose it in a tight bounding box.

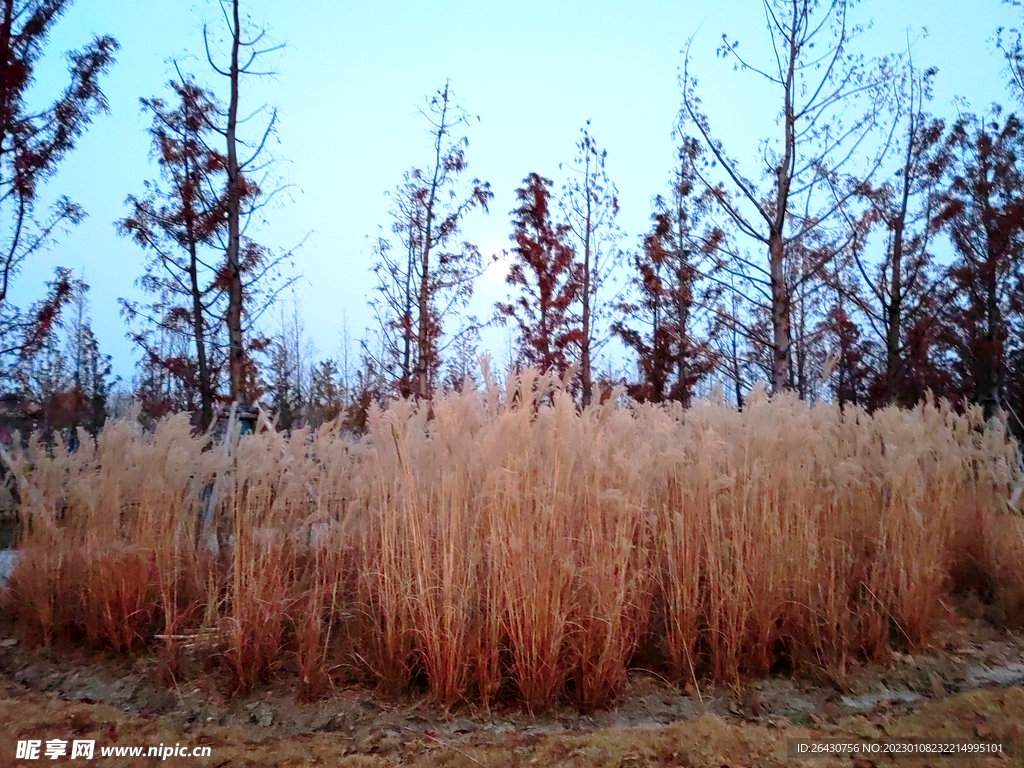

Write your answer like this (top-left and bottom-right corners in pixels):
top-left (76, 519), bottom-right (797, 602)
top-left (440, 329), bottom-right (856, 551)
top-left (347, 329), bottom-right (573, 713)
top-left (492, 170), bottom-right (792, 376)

top-left (8, 0), bottom-right (1021, 383)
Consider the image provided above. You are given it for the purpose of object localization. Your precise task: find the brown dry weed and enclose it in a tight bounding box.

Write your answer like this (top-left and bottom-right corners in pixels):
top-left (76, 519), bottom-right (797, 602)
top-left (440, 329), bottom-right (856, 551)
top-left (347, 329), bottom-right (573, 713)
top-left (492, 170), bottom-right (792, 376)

top-left (3, 372), bottom-right (1023, 709)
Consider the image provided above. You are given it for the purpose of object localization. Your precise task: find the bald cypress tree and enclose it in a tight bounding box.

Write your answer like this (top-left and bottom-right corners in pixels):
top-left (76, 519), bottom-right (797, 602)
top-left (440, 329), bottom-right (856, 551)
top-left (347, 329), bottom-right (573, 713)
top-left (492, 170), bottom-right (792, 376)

top-left (497, 173), bottom-right (583, 381)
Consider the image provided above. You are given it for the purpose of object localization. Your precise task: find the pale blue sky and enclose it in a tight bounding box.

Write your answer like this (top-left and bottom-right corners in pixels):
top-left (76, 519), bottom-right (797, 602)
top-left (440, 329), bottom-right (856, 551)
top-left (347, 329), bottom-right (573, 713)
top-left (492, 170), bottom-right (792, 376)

top-left (9, 0), bottom-right (1020, 381)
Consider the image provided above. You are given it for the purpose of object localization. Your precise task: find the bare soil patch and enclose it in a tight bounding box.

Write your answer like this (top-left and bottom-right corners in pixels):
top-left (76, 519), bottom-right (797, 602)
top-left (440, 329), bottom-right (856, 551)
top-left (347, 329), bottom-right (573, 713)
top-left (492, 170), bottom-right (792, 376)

top-left (1, 606), bottom-right (1022, 767)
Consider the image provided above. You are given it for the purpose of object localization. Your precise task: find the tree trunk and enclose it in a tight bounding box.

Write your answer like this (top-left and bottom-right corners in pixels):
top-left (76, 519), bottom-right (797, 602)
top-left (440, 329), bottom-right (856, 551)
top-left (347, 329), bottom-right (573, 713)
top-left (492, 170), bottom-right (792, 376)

top-left (675, 255), bottom-right (692, 406)
top-left (189, 241), bottom-right (213, 431)
top-left (885, 133), bottom-right (914, 405)
top-left (769, 36), bottom-right (797, 396)
top-left (980, 254), bottom-right (1001, 421)
top-left (731, 321), bottom-right (744, 410)
top-left (401, 238), bottom-right (414, 395)
top-left (769, 232), bottom-right (791, 394)
top-left (0, 0), bottom-right (12, 312)
top-left (885, 220), bottom-right (904, 403)
top-left (225, 0), bottom-right (245, 405)
top-left (177, 137), bottom-right (214, 431)
top-left (580, 162), bottom-right (593, 407)
top-left (413, 95), bottom-right (447, 401)
top-left (414, 215), bottom-right (434, 400)
top-left (0, 0), bottom-right (13, 161)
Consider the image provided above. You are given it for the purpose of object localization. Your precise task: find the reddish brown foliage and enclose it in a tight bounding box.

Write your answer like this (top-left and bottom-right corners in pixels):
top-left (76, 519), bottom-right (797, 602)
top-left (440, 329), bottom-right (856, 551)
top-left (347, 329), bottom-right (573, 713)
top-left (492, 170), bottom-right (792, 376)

top-left (117, 80), bottom-right (232, 430)
top-left (614, 140), bottom-right (718, 406)
top-left (934, 112), bottom-right (1024, 421)
top-left (497, 173), bottom-right (583, 380)
top-left (0, 1), bottom-right (117, 360)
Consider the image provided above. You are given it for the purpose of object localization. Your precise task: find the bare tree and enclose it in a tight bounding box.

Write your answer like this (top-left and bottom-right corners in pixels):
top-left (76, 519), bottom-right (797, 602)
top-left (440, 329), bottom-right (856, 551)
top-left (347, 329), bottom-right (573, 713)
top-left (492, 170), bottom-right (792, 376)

top-left (560, 121), bottom-right (621, 406)
top-left (61, 278), bottom-right (110, 432)
top-left (203, 0), bottom-right (287, 405)
top-left (832, 59), bottom-right (950, 407)
top-left (368, 221), bottom-right (416, 394)
top-left (996, 0), bottom-right (1024, 103)
top-left (369, 82), bottom-right (492, 399)
top-left (338, 307), bottom-right (353, 408)
top-left (681, 0), bottom-right (896, 394)
top-left (711, 274), bottom-right (753, 409)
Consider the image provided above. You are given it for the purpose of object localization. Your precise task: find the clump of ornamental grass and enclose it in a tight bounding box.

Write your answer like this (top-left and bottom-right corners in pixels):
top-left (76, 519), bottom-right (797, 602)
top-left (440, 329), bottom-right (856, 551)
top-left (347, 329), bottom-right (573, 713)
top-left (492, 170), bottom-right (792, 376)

top-left (1, 369), bottom-right (1020, 708)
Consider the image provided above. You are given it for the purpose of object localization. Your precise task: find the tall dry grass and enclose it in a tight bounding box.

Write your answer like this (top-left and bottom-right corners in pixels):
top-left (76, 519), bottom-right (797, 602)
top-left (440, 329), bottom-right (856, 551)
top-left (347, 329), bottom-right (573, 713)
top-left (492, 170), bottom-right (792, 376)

top-left (3, 370), bottom-right (1023, 709)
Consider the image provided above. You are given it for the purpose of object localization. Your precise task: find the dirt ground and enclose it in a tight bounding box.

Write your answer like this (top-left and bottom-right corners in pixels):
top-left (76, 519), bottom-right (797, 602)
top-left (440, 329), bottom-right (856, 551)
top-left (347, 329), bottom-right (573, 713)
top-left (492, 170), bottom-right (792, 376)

top-left (1, 598), bottom-right (1022, 767)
